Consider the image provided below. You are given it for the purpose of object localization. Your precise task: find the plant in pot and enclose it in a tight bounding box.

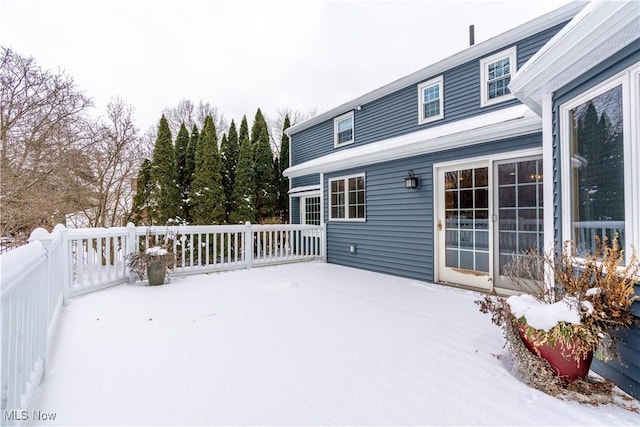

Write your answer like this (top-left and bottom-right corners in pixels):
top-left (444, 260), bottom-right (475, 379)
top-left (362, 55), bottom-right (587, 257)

top-left (477, 235), bottom-right (638, 395)
top-left (127, 233), bottom-right (176, 286)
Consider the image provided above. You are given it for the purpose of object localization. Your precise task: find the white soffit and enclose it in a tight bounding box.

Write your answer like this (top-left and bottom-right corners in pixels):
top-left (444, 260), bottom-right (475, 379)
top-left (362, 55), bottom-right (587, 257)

top-left (289, 185), bottom-right (320, 195)
top-left (283, 105), bottom-right (540, 178)
top-left (510, 0), bottom-right (640, 113)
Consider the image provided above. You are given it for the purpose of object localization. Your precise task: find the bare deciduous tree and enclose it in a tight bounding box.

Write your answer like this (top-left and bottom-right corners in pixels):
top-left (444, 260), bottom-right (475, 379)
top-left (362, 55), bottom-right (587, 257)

top-left (161, 99), bottom-right (228, 140)
top-left (1, 47), bottom-right (93, 238)
top-left (266, 106), bottom-right (317, 157)
top-left (70, 97), bottom-right (150, 228)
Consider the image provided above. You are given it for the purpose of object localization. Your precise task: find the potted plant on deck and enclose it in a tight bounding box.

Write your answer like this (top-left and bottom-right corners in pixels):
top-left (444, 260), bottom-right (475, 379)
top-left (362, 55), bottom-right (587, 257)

top-left (477, 235), bottom-right (639, 396)
top-left (126, 234), bottom-right (176, 286)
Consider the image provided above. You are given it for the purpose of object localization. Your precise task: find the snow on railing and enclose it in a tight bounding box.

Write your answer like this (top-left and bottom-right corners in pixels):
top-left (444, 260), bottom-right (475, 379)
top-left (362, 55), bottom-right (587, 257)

top-left (1, 226), bottom-right (65, 421)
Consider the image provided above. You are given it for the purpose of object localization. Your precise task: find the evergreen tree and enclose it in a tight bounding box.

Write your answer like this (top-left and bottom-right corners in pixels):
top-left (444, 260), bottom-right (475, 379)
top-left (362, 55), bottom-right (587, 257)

top-left (150, 115), bottom-right (180, 224)
top-left (276, 115), bottom-right (291, 221)
top-left (190, 115), bottom-right (226, 224)
top-left (175, 123), bottom-right (190, 219)
top-left (132, 159), bottom-right (153, 224)
top-left (220, 120), bottom-right (240, 220)
top-left (250, 108), bottom-right (267, 144)
top-left (183, 124), bottom-right (199, 222)
top-left (230, 136), bottom-right (256, 224)
top-left (252, 109), bottom-right (277, 221)
top-left (238, 115), bottom-right (249, 147)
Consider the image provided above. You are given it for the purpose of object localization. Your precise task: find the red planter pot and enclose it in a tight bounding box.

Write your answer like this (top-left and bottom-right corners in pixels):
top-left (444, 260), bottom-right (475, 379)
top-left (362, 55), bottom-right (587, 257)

top-left (517, 323), bottom-right (593, 382)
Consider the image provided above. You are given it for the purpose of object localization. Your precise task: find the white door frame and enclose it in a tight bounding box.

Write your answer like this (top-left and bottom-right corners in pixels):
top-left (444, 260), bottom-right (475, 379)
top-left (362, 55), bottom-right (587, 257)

top-left (433, 147), bottom-right (542, 289)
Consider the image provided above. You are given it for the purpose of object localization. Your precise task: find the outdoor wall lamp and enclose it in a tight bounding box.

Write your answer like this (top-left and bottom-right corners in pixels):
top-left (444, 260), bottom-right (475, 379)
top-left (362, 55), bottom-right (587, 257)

top-left (405, 170), bottom-right (420, 189)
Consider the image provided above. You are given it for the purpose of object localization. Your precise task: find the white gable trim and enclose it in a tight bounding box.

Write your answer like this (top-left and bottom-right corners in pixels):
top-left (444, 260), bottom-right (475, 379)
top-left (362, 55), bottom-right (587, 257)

top-left (283, 105), bottom-right (540, 178)
top-left (510, 0), bottom-right (640, 114)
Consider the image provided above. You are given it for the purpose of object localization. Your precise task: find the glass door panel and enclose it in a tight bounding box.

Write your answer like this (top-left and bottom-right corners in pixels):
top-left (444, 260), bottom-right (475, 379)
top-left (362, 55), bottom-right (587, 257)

top-left (443, 167), bottom-right (490, 275)
top-left (495, 158), bottom-right (544, 290)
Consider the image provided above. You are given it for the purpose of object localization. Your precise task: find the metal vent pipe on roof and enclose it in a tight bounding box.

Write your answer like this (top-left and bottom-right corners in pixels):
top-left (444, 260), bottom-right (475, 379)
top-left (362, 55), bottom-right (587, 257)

top-left (469, 25), bottom-right (475, 46)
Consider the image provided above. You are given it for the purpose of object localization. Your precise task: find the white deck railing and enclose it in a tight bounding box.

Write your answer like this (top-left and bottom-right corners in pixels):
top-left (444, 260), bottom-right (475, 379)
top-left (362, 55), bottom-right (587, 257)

top-left (1, 226), bottom-right (65, 419)
top-left (0, 222), bottom-right (324, 423)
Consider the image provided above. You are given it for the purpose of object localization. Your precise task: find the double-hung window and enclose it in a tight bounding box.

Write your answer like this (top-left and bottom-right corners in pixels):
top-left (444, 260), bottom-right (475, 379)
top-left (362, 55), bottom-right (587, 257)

top-left (480, 47), bottom-right (516, 107)
top-left (334, 112), bottom-right (354, 147)
top-left (329, 174), bottom-right (365, 221)
top-left (418, 76), bottom-right (444, 124)
top-left (560, 64), bottom-right (640, 259)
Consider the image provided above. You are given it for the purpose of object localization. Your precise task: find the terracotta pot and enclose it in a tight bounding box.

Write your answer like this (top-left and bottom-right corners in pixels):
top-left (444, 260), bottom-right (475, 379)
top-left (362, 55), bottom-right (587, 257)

top-left (517, 323), bottom-right (593, 382)
top-left (146, 258), bottom-right (167, 286)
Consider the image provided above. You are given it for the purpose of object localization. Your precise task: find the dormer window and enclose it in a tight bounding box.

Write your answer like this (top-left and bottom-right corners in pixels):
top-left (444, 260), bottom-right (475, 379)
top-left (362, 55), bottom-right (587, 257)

top-left (418, 76), bottom-right (444, 124)
top-left (480, 47), bottom-right (516, 107)
top-left (334, 112), bottom-right (354, 147)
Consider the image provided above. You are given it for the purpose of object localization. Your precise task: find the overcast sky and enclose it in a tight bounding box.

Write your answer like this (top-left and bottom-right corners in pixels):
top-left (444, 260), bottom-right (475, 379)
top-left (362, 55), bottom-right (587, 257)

top-left (1, 0), bottom-right (574, 134)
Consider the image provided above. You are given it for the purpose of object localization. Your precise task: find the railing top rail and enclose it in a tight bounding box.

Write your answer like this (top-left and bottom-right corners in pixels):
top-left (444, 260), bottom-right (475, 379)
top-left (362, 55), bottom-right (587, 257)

top-left (135, 224), bottom-right (247, 235)
top-left (67, 227), bottom-right (130, 238)
top-left (573, 221), bottom-right (626, 227)
top-left (252, 224), bottom-right (323, 231)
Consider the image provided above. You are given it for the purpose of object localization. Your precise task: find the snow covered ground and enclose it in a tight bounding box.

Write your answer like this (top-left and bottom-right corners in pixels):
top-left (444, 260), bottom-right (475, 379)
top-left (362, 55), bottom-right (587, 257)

top-left (30, 262), bottom-right (638, 426)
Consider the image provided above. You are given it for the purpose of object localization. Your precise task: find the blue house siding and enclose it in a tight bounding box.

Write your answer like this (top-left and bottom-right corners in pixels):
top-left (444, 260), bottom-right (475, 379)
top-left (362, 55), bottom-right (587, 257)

top-left (551, 40), bottom-right (640, 400)
top-left (290, 22), bottom-right (568, 171)
top-left (324, 133), bottom-right (541, 282)
top-left (290, 197), bottom-right (300, 224)
top-left (290, 121), bottom-right (333, 165)
top-left (291, 174), bottom-right (320, 189)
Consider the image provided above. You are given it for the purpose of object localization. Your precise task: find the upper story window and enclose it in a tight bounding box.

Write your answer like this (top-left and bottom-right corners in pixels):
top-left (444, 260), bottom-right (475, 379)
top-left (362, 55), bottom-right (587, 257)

top-left (329, 174), bottom-right (365, 221)
top-left (334, 112), bottom-right (354, 147)
top-left (480, 47), bottom-right (516, 107)
top-left (418, 76), bottom-right (444, 124)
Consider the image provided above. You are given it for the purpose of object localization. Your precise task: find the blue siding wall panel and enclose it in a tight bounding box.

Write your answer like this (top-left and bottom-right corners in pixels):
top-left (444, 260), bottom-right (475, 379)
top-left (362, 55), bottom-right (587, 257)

top-left (292, 174), bottom-right (320, 189)
top-left (324, 133), bottom-right (541, 282)
top-left (551, 40), bottom-right (640, 400)
top-left (291, 198), bottom-right (300, 224)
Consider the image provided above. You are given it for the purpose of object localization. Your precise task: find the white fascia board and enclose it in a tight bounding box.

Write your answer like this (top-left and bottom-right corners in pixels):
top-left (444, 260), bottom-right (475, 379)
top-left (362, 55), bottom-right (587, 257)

top-left (284, 105), bottom-right (541, 178)
top-left (285, 1), bottom-right (584, 137)
top-left (289, 185), bottom-right (321, 195)
top-left (510, 0), bottom-right (639, 110)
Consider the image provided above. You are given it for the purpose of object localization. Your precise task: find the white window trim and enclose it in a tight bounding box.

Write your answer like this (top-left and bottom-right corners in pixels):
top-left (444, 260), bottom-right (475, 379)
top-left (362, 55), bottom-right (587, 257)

top-left (418, 76), bottom-right (444, 124)
top-left (328, 173), bottom-right (366, 222)
top-left (480, 46), bottom-right (517, 107)
top-left (559, 64), bottom-right (640, 260)
top-left (333, 111), bottom-right (354, 148)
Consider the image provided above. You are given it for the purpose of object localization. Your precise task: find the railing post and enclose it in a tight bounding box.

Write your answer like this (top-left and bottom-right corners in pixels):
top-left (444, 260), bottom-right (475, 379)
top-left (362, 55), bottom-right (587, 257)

top-left (126, 222), bottom-right (137, 283)
top-left (56, 225), bottom-right (71, 305)
top-left (321, 223), bottom-right (327, 262)
top-left (244, 222), bottom-right (253, 269)
top-left (27, 228), bottom-right (52, 377)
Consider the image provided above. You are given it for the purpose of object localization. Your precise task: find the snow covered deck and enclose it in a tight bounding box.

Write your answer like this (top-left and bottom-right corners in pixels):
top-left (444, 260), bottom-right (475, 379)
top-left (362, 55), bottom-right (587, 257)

top-left (30, 263), bottom-right (637, 425)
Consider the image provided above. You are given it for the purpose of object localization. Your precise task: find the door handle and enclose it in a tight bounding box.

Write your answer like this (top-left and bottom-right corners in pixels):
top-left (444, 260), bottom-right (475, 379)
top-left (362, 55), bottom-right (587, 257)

top-left (438, 220), bottom-right (442, 231)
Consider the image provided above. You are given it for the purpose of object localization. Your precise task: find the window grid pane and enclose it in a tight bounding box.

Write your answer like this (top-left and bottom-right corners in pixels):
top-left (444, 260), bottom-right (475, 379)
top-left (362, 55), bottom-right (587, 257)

top-left (304, 196), bottom-right (321, 225)
top-left (487, 57), bottom-right (511, 99)
top-left (330, 176), bottom-right (365, 220)
top-left (330, 180), bottom-right (345, 219)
